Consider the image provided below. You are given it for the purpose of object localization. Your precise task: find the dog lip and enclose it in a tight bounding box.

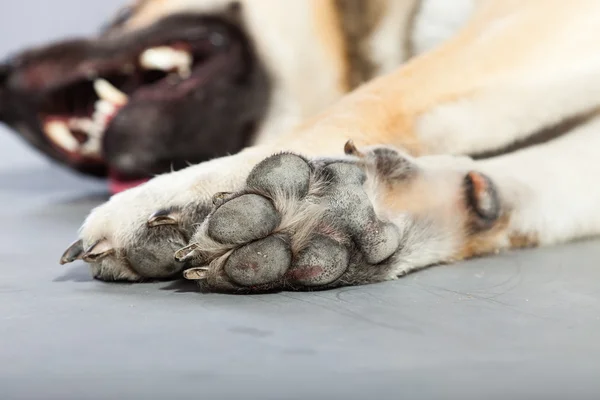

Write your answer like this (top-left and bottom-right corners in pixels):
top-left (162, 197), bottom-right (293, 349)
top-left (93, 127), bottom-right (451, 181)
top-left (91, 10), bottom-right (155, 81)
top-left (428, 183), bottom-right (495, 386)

top-left (108, 175), bottom-right (150, 194)
top-left (34, 32), bottom-right (234, 166)
top-left (3, 15), bottom-right (267, 185)
top-left (10, 20), bottom-right (229, 95)
top-left (129, 47), bottom-right (237, 102)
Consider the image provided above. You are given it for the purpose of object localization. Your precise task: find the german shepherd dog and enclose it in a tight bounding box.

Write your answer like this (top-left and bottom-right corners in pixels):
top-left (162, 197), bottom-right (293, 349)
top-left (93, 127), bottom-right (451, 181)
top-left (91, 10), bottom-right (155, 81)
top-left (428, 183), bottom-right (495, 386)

top-left (2, 0), bottom-right (599, 293)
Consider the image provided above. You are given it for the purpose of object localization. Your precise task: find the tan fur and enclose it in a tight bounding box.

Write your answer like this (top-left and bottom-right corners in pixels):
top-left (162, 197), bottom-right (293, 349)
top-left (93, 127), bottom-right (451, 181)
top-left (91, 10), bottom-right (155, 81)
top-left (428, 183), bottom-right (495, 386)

top-left (509, 233), bottom-right (540, 250)
top-left (259, 0), bottom-right (590, 154)
top-left (456, 216), bottom-right (509, 261)
top-left (312, 0), bottom-right (351, 92)
top-left (68, 0), bottom-right (600, 285)
top-left (333, 0), bottom-right (387, 89)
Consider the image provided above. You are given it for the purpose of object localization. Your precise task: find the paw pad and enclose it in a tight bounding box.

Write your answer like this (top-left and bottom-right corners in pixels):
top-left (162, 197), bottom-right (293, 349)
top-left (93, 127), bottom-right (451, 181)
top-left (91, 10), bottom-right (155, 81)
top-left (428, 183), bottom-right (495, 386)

top-left (246, 153), bottom-right (311, 198)
top-left (287, 235), bottom-right (349, 286)
top-left (182, 150), bottom-right (402, 292)
top-left (225, 235), bottom-right (292, 286)
top-left (208, 194), bottom-right (280, 244)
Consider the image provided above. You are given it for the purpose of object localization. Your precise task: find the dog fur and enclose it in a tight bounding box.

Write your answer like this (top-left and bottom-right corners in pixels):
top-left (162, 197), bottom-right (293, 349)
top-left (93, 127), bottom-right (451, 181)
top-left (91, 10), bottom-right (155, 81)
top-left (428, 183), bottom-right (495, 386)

top-left (9, 0), bottom-right (600, 291)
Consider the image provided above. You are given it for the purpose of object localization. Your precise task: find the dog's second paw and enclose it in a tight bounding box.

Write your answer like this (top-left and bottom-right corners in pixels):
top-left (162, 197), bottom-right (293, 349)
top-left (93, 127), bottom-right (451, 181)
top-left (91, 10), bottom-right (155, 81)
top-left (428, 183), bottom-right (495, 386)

top-left (59, 154), bottom-right (249, 281)
top-left (176, 151), bottom-right (403, 292)
top-left (60, 196), bottom-right (210, 282)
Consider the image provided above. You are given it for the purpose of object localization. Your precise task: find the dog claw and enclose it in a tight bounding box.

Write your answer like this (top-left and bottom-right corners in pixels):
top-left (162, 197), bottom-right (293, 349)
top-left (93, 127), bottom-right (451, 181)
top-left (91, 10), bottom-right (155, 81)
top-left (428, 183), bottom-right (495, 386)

top-left (212, 192), bottom-right (232, 206)
top-left (148, 209), bottom-right (180, 227)
top-left (59, 239), bottom-right (84, 265)
top-left (81, 239), bottom-right (115, 262)
top-left (344, 140), bottom-right (364, 157)
top-left (174, 243), bottom-right (199, 263)
top-left (183, 267), bottom-right (209, 280)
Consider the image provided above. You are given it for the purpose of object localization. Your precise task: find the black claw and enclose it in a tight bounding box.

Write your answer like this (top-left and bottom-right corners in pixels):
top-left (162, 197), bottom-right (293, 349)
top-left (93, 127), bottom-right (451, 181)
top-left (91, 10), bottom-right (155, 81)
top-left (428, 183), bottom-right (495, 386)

top-left (344, 140), bottom-right (364, 157)
top-left (81, 239), bottom-right (115, 262)
top-left (59, 239), bottom-right (84, 265)
top-left (148, 209), bottom-right (180, 227)
top-left (212, 192), bottom-right (232, 207)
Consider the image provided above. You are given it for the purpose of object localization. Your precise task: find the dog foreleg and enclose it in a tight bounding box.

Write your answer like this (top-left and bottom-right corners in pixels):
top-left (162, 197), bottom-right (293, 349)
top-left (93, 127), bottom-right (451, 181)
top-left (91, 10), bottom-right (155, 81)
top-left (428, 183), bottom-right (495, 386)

top-left (272, 0), bottom-right (600, 159)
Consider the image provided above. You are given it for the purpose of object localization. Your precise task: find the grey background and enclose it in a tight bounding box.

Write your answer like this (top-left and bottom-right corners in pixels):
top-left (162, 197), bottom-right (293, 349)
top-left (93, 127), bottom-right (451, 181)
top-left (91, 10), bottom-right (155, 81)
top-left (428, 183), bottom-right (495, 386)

top-left (1, 2), bottom-right (599, 399)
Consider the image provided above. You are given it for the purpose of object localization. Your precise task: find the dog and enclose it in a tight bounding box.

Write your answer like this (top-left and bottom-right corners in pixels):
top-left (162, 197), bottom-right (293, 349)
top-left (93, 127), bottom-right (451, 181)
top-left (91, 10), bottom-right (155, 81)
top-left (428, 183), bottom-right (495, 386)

top-left (6, 0), bottom-right (600, 293)
top-left (0, 0), bottom-right (424, 193)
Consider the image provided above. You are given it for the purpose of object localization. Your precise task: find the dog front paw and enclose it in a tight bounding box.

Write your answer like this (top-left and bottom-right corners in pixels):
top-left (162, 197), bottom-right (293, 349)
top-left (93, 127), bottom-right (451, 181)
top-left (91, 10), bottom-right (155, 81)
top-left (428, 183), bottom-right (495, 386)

top-left (173, 144), bottom-right (507, 293)
top-left (176, 151), bottom-right (403, 292)
top-left (60, 142), bottom-right (506, 291)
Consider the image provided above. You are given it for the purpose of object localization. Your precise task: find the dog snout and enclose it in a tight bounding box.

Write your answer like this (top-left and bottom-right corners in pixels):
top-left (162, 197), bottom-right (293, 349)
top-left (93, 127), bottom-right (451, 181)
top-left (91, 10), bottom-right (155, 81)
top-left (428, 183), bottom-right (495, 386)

top-left (0, 59), bottom-right (14, 119)
top-left (0, 60), bottom-right (11, 83)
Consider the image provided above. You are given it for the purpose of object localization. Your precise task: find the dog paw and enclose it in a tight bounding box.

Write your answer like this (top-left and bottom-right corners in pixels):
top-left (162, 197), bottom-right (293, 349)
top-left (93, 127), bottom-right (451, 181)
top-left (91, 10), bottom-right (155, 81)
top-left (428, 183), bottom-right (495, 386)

top-left (175, 150), bottom-right (404, 292)
top-left (61, 142), bottom-right (505, 290)
top-left (59, 154), bottom-right (255, 281)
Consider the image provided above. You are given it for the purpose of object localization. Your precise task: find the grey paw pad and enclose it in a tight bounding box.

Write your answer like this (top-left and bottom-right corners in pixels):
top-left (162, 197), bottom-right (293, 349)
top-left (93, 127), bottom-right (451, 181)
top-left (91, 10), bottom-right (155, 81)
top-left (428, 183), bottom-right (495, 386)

top-left (246, 153), bottom-right (311, 198)
top-left (287, 235), bottom-right (349, 286)
top-left (126, 230), bottom-right (188, 278)
top-left (322, 164), bottom-right (401, 264)
top-left (208, 194), bottom-right (281, 244)
top-left (357, 221), bottom-right (401, 264)
top-left (323, 162), bottom-right (366, 185)
top-left (224, 235), bottom-right (292, 286)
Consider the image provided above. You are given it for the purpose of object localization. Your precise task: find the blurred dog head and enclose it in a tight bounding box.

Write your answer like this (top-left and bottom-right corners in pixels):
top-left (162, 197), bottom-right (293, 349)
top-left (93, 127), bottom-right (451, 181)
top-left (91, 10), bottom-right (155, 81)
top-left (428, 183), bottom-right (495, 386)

top-left (0, 0), bottom-right (412, 192)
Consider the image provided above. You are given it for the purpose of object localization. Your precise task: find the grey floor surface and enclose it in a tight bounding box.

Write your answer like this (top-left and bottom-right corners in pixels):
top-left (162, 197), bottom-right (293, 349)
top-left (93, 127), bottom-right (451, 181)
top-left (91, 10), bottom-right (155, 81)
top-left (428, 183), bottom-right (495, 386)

top-left (1, 2), bottom-right (600, 400)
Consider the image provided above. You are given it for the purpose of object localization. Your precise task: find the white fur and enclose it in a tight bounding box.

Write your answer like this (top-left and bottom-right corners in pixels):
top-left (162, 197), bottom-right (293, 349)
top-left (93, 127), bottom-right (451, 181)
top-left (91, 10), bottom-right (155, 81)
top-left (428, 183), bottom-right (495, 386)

top-left (368, 0), bottom-right (420, 74)
top-left (124, 0), bottom-right (348, 145)
top-left (415, 1), bottom-right (600, 155)
top-left (410, 0), bottom-right (475, 56)
top-left (76, 0), bottom-right (600, 285)
top-left (479, 115), bottom-right (600, 246)
top-left (80, 146), bottom-right (273, 247)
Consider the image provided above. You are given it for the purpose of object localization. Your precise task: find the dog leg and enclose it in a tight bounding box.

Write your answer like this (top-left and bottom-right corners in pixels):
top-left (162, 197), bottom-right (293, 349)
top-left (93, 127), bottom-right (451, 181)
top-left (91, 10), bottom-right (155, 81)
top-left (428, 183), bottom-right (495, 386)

top-left (473, 114), bottom-right (600, 251)
top-left (180, 114), bottom-right (600, 292)
top-left (62, 0), bottom-right (600, 283)
top-left (171, 144), bottom-right (501, 291)
top-left (277, 0), bottom-right (600, 157)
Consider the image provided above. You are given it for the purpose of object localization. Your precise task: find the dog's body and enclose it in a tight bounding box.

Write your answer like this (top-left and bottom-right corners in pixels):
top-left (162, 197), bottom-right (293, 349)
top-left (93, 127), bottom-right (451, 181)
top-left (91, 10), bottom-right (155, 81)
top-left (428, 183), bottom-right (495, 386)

top-left (4, 0), bottom-right (600, 291)
top-left (1, 0), bottom-right (464, 191)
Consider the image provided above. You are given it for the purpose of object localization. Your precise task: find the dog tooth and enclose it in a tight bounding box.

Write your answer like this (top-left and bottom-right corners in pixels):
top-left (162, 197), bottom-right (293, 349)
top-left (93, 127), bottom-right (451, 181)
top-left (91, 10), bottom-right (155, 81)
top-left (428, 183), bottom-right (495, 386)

top-left (89, 114), bottom-right (107, 137)
top-left (95, 99), bottom-right (117, 116)
top-left (89, 99), bottom-right (119, 139)
top-left (93, 79), bottom-right (128, 106)
top-left (81, 137), bottom-right (101, 155)
top-left (44, 121), bottom-right (79, 152)
top-left (139, 46), bottom-right (192, 78)
top-left (87, 122), bottom-right (104, 139)
top-left (68, 118), bottom-right (95, 133)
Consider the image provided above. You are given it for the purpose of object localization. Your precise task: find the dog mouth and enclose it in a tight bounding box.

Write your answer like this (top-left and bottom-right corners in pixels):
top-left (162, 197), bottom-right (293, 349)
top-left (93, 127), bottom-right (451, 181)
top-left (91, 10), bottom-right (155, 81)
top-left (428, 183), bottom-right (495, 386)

top-left (1, 14), bottom-right (270, 193)
top-left (39, 30), bottom-right (234, 191)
